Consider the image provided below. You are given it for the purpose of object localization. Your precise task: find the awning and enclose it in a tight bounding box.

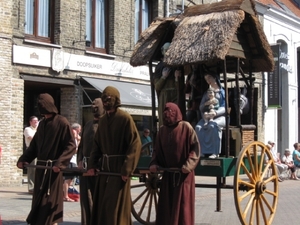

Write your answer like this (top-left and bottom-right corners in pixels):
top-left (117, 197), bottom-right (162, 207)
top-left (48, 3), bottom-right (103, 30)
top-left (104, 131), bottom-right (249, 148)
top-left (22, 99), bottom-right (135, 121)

top-left (81, 77), bottom-right (157, 108)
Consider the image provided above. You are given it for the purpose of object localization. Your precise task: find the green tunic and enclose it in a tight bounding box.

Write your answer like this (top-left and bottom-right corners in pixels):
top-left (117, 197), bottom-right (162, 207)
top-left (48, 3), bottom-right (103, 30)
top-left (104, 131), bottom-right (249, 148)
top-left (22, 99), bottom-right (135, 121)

top-left (154, 61), bottom-right (180, 126)
top-left (88, 108), bottom-right (141, 225)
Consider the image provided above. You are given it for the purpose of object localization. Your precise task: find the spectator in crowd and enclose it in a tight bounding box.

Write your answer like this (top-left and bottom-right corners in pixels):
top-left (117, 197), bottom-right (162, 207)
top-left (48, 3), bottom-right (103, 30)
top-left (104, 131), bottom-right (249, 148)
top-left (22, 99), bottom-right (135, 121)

top-left (77, 98), bottom-right (104, 225)
top-left (24, 116), bottom-right (39, 194)
top-left (282, 148), bottom-right (298, 180)
top-left (140, 128), bottom-right (152, 156)
top-left (265, 141), bottom-right (288, 182)
top-left (17, 93), bottom-right (76, 225)
top-left (63, 123), bottom-right (81, 202)
top-left (149, 102), bottom-right (200, 225)
top-left (293, 142), bottom-right (300, 168)
top-left (87, 86), bottom-right (141, 225)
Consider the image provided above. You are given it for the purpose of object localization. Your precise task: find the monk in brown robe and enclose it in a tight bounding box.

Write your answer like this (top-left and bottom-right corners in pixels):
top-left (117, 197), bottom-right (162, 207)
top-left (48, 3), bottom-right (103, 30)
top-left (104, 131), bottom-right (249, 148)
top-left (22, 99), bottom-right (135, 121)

top-left (77, 98), bottom-right (104, 225)
top-left (87, 86), bottom-right (141, 225)
top-left (17, 93), bottom-right (76, 225)
top-left (149, 102), bottom-right (200, 225)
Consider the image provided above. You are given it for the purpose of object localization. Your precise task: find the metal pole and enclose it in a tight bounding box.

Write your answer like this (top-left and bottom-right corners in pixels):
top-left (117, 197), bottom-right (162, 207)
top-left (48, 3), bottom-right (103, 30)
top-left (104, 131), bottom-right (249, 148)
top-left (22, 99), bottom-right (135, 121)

top-left (223, 59), bottom-right (230, 158)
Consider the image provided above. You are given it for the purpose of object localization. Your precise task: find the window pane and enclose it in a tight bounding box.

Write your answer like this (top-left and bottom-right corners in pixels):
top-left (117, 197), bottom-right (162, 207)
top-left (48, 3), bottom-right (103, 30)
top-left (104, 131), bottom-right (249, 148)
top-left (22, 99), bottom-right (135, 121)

top-left (134, 0), bottom-right (140, 43)
top-left (38, 0), bottom-right (50, 37)
top-left (86, 0), bottom-right (92, 42)
top-left (95, 0), bottom-right (105, 48)
top-left (135, 0), bottom-right (149, 43)
top-left (142, 0), bottom-right (149, 31)
top-left (25, 0), bottom-right (34, 34)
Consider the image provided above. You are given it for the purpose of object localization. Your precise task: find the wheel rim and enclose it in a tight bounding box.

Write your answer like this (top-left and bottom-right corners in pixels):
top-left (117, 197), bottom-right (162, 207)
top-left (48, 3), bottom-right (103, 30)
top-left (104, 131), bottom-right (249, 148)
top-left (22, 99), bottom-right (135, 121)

top-left (233, 141), bottom-right (279, 225)
top-left (131, 173), bottom-right (160, 225)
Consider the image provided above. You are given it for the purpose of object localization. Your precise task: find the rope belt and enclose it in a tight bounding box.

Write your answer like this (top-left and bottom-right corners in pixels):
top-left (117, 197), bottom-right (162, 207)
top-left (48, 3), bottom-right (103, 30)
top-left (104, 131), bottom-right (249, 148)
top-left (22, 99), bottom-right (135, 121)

top-left (37, 159), bottom-right (57, 196)
top-left (82, 156), bottom-right (89, 170)
top-left (172, 171), bottom-right (181, 187)
top-left (100, 154), bottom-right (125, 171)
top-left (100, 154), bottom-right (125, 183)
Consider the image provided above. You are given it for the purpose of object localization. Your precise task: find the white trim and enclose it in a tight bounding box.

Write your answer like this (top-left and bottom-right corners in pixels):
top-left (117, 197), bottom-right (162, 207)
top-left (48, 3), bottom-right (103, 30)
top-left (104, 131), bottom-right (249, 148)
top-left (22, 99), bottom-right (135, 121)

top-left (24, 39), bottom-right (62, 48)
top-left (85, 51), bottom-right (116, 59)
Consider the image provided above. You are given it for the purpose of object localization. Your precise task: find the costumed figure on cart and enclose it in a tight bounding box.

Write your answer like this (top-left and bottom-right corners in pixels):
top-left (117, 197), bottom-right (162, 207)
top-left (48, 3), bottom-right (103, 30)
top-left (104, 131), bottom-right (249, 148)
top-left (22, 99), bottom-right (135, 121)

top-left (203, 87), bottom-right (219, 125)
top-left (154, 42), bottom-right (182, 126)
top-left (195, 73), bottom-right (225, 159)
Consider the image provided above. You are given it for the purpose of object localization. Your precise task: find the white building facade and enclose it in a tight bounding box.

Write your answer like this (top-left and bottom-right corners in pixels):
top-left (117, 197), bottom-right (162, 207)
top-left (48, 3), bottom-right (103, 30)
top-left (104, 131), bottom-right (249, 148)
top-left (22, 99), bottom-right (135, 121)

top-left (256, 2), bottom-right (300, 154)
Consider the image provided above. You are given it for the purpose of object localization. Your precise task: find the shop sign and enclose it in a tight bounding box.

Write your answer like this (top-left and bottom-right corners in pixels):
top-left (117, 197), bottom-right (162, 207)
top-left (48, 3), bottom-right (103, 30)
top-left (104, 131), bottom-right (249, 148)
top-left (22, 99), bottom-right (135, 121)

top-left (13, 45), bottom-right (51, 67)
top-left (63, 52), bottom-right (150, 80)
top-left (267, 45), bottom-right (281, 108)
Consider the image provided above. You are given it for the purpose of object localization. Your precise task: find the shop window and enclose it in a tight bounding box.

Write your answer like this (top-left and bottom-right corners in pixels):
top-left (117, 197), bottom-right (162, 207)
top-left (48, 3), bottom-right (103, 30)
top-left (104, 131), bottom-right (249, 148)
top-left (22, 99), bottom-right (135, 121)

top-left (135, 0), bottom-right (152, 43)
top-left (25, 0), bottom-right (55, 43)
top-left (293, 0), bottom-right (300, 8)
top-left (86, 0), bottom-right (109, 53)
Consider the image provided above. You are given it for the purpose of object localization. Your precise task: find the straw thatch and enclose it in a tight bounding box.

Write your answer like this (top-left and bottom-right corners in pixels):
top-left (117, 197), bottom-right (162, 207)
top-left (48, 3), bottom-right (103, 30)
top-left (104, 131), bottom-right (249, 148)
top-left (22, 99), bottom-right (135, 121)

top-left (164, 10), bottom-right (245, 67)
top-left (130, 17), bottom-right (176, 67)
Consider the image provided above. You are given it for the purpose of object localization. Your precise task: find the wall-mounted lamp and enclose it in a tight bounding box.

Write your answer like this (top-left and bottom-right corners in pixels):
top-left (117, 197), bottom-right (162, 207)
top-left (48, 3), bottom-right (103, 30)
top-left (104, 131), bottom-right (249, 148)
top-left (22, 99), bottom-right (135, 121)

top-left (72, 40), bottom-right (91, 47)
top-left (72, 35), bottom-right (91, 47)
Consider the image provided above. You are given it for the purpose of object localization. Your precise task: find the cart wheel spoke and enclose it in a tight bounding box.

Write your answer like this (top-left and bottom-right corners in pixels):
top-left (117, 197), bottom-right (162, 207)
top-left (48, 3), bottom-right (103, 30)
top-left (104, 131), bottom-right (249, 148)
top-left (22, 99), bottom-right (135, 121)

top-left (131, 173), bottom-right (160, 225)
top-left (234, 141), bottom-right (278, 225)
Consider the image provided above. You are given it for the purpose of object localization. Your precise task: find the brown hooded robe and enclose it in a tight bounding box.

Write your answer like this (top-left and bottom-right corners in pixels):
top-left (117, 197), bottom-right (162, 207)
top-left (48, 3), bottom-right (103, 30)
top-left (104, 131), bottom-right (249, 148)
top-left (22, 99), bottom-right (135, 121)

top-left (17, 94), bottom-right (76, 225)
top-left (150, 102), bottom-right (200, 225)
top-left (88, 87), bottom-right (141, 225)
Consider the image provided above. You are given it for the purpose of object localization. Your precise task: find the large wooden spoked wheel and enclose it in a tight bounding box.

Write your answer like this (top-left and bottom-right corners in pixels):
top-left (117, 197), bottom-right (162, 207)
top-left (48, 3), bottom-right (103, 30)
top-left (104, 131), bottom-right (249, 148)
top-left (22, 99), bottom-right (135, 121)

top-left (234, 141), bottom-right (279, 225)
top-left (131, 173), bottom-right (161, 225)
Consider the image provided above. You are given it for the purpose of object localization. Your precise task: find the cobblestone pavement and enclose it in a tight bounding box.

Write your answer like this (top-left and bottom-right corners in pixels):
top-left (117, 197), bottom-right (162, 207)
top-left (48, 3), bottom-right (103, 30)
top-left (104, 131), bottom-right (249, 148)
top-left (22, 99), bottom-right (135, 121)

top-left (0, 176), bottom-right (299, 225)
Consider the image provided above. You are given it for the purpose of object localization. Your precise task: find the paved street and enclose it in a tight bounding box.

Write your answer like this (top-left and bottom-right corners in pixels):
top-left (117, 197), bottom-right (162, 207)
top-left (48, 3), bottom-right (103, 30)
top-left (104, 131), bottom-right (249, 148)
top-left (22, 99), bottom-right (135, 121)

top-left (0, 175), bottom-right (299, 225)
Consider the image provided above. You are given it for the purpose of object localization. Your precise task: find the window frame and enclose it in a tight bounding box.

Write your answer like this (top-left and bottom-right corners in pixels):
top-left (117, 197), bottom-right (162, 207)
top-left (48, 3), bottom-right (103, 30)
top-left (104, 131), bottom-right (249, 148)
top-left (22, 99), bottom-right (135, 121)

top-left (86, 0), bottom-right (109, 54)
top-left (135, 0), bottom-right (153, 43)
top-left (24, 0), bottom-right (55, 43)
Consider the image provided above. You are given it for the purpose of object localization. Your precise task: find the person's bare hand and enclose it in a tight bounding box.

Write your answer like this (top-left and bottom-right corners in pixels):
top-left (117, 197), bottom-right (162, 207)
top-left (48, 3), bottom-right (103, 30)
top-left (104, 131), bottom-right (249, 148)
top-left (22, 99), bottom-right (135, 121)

top-left (52, 166), bottom-right (60, 173)
top-left (122, 176), bottom-right (128, 182)
top-left (17, 161), bottom-right (28, 169)
top-left (149, 165), bottom-right (158, 173)
top-left (182, 168), bottom-right (189, 174)
top-left (86, 168), bottom-right (95, 176)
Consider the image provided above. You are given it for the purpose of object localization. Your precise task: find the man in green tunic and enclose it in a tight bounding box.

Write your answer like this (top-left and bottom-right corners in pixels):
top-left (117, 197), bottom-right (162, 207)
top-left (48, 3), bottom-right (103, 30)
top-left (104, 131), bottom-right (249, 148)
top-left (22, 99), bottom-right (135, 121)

top-left (17, 93), bottom-right (76, 225)
top-left (154, 42), bottom-right (182, 126)
top-left (87, 86), bottom-right (142, 225)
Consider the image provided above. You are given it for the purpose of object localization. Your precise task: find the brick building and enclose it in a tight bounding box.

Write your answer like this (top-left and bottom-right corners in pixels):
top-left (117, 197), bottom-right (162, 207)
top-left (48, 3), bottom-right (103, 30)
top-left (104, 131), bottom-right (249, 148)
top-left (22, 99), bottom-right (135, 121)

top-left (0, 0), bottom-right (207, 187)
top-left (0, 0), bottom-right (270, 186)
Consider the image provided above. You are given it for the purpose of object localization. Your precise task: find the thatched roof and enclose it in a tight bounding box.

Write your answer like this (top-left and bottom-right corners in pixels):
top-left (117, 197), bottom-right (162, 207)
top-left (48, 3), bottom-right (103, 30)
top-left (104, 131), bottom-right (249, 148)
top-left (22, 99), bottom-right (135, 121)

top-left (164, 10), bottom-right (245, 67)
top-left (130, 17), bottom-right (176, 67)
top-left (130, 0), bottom-right (274, 73)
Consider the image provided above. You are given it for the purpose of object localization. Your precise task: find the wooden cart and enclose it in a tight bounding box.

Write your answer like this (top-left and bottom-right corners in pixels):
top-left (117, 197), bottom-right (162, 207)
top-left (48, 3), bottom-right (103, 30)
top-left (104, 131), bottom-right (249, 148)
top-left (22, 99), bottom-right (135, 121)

top-left (130, 0), bottom-right (278, 224)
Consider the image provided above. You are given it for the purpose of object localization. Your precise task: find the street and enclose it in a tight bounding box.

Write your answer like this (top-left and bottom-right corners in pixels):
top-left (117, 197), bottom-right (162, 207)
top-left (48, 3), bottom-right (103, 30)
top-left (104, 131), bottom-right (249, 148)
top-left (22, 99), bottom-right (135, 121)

top-left (0, 175), bottom-right (299, 225)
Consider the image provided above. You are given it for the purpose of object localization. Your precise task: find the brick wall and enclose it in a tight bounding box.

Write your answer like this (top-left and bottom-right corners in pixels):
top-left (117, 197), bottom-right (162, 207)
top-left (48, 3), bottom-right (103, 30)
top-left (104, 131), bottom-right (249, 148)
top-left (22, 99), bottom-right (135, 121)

top-left (0, 1), bottom-right (24, 186)
top-left (0, 0), bottom-right (266, 187)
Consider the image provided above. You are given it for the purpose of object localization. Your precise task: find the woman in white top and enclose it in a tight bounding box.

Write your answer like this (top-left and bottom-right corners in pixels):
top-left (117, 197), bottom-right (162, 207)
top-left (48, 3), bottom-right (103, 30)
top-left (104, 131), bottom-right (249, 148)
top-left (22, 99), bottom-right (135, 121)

top-left (282, 149), bottom-right (298, 180)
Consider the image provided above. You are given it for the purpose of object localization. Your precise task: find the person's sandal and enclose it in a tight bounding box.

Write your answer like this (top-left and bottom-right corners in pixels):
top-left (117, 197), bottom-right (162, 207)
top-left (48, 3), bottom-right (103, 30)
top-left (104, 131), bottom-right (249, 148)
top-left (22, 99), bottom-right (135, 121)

top-left (64, 197), bottom-right (75, 202)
